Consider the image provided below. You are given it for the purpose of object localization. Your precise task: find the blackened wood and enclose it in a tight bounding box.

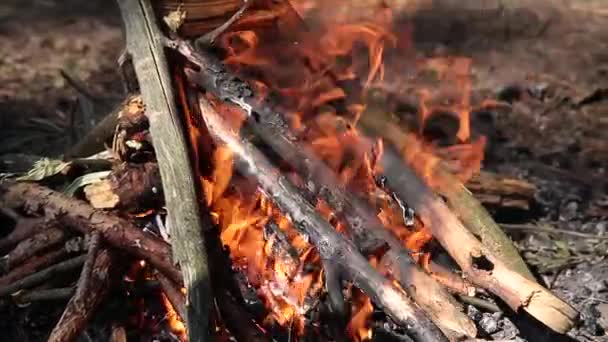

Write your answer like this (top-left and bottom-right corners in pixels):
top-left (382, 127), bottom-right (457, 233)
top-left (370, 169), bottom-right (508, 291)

top-left (216, 289), bottom-right (272, 342)
top-left (199, 96), bottom-right (447, 342)
top-left (116, 1), bottom-right (212, 340)
top-left (0, 181), bottom-right (181, 284)
top-left (0, 254), bottom-right (86, 297)
top-left (48, 249), bottom-right (116, 342)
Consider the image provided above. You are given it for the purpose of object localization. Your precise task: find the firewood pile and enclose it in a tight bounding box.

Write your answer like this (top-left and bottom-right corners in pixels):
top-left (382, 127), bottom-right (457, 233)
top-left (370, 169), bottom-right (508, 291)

top-left (5, 0), bottom-right (605, 341)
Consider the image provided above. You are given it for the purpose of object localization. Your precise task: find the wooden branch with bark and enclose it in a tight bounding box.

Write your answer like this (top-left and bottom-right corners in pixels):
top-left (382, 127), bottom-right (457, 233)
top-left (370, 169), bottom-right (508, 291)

top-left (0, 181), bottom-right (181, 284)
top-left (115, 0), bottom-right (212, 340)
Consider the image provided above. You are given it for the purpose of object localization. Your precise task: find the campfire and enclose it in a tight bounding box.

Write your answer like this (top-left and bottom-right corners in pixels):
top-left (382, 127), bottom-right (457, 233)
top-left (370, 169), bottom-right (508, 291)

top-left (4, 0), bottom-right (603, 341)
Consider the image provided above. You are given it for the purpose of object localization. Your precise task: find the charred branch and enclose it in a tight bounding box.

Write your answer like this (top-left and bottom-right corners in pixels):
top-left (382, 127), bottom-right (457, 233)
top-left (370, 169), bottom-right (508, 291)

top-left (199, 95), bottom-right (448, 342)
top-left (358, 107), bottom-right (535, 281)
top-left (375, 143), bottom-right (578, 333)
top-left (0, 181), bottom-right (181, 284)
top-left (116, 1), bottom-right (212, 340)
top-left (215, 289), bottom-right (272, 342)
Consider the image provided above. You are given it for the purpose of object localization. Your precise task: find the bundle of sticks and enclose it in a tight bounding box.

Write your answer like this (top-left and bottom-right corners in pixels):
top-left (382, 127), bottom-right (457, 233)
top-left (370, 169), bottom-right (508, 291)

top-left (0, 0), bottom-right (578, 341)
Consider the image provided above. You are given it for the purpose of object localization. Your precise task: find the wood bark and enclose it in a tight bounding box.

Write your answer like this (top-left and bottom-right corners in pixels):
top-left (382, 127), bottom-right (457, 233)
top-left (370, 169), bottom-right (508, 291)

top-left (198, 95), bottom-right (448, 342)
top-left (0, 181), bottom-right (181, 284)
top-left (116, 1), bottom-right (212, 340)
top-left (466, 172), bottom-right (536, 211)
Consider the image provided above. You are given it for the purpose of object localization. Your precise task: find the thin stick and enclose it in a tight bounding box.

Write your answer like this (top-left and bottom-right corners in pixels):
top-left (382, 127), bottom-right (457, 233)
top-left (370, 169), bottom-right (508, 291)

top-left (199, 95), bottom-right (447, 342)
top-left (0, 217), bottom-right (46, 255)
top-left (456, 295), bottom-right (501, 313)
top-left (0, 181), bottom-right (181, 284)
top-left (116, 1), bottom-right (212, 341)
top-left (3, 227), bottom-right (66, 271)
top-left (16, 287), bottom-right (75, 303)
top-left (75, 231), bottom-right (102, 299)
top-left (0, 249), bottom-right (67, 288)
top-left (48, 249), bottom-right (115, 342)
top-left (0, 255), bottom-right (86, 297)
top-left (157, 273), bottom-right (187, 321)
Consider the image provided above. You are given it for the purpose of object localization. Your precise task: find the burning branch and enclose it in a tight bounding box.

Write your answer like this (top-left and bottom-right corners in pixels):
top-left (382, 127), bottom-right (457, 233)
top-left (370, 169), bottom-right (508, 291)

top-left (116, 0), bottom-right (213, 340)
top-left (359, 105), bottom-right (535, 281)
top-left (374, 144), bottom-right (578, 333)
top-left (169, 38), bottom-right (475, 337)
top-left (198, 95), bottom-right (448, 342)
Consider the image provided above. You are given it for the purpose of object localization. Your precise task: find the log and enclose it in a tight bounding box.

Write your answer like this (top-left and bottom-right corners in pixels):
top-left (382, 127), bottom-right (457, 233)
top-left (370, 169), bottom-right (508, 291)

top-left (374, 143), bottom-right (578, 333)
top-left (84, 162), bottom-right (162, 211)
top-left (0, 181), bottom-right (181, 284)
top-left (116, 1), bottom-right (212, 340)
top-left (48, 249), bottom-right (116, 342)
top-left (170, 39), bottom-right (474, 337)
top-left (198, 95), bottom-right (448, 342)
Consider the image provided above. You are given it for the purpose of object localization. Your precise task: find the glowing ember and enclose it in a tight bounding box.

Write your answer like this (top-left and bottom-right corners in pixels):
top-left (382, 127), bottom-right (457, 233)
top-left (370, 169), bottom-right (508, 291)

top-left (161, 292), bottom-right (187, 340)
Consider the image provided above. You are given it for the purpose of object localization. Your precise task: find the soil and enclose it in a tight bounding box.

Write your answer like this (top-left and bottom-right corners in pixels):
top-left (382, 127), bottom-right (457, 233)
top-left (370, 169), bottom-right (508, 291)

top-left (0, 0), bottom-right (607, 341)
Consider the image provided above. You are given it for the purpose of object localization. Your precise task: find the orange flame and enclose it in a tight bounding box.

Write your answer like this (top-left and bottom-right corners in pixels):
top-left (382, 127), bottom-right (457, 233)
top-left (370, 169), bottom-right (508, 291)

top-left (177, 0), bottom-right (486, 338)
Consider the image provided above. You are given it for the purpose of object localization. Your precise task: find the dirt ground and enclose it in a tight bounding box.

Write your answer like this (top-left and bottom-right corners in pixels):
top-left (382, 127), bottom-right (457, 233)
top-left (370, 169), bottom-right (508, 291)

top-left (0, 0), bottom-right (607, 341)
